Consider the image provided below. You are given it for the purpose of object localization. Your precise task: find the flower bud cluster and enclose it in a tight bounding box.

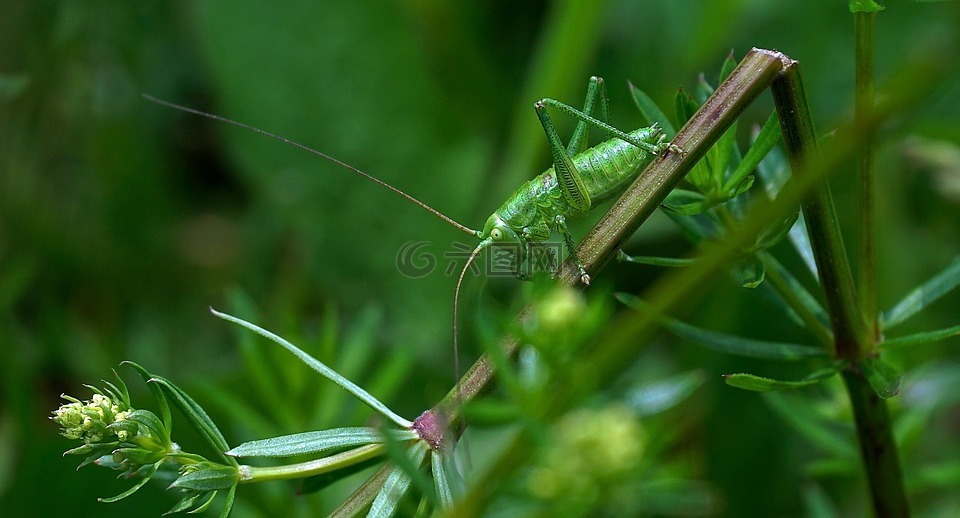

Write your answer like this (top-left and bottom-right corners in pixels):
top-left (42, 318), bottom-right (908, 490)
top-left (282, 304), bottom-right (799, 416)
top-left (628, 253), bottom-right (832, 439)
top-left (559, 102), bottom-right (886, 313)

top-left (52, 393), bottom-right (132, 444)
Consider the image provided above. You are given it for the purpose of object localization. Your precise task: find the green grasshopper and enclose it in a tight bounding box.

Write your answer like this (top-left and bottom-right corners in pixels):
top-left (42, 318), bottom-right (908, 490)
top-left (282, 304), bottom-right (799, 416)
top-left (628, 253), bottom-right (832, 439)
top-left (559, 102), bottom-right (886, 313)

top-left (146, 76), bottom-right (676, 370)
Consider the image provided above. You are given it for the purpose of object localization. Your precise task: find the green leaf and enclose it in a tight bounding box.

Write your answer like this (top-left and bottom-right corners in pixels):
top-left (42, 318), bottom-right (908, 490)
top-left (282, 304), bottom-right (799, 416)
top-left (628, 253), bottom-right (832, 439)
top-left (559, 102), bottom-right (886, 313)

top-left (123, 409), bottom-right (167, 442)
top-left (695, 73), bottom-right (714, 104)
top-left (617, 250), bottom-right (695, 267)
top-left (733, 254), bottom-right (766, 288)
top-left (617, 293), bottom-right (827, 360)
top-left (165, 491), bottom-right (206, 515)
top-left (661, 188), bottom-right (711, 215)
top-left (882, 257), bottom-right (960, 329)
top-left (431, 450), bottom-right (454, 510)
top-left (211, 308), bottom-right (412, 428)
top-left (709, 121), bottom-right (738, 193)
top-left (849, 0), bottom-right (885, 13)
top-left (728, 174), bottom-right (755, 200)
top-left (123, 362), bottom-right (173, 440)
top-left (226, 427), bottom-right (416, 458)
top-left (724, 112), bottom-right (782, 193)
top-left (627, 370), bottom-right (705, 416)
top-left (674, 88), bottom-right (699, 125)
top-left (170, 464), bottom-right (239, 491)
top-left (98, 462), bottom-right (160, 503)
top-left (755, 208), bottom-right (801, 250)
top-left (149, 376), bottom-right (234, 464)
top-left (718, 51), bottom-right (738, 84)
top-left (188, 490), bottom-right (219, 514)
top-left (760, 252), bottom-right (830, 330)
top-left (218, 485), bottom-right (237, 518)
top-left (628, 81), bottom-right (675, 137)
top-left (724, 362), bottom-right (844, 392)
top-left (860, 357), bottom-right (902, 399)
top-left (368, 441), bottom-right (429, 517)
top-left (330, 464), bottom-right (392, 518)
top-left (882, 323), bottom-right (960, 350)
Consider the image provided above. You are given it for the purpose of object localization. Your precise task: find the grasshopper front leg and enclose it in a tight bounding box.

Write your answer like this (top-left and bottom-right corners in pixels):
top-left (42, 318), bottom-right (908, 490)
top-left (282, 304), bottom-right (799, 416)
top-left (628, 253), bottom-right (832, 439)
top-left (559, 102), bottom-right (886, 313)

top-left (554, 214), bottom-right (591, 285)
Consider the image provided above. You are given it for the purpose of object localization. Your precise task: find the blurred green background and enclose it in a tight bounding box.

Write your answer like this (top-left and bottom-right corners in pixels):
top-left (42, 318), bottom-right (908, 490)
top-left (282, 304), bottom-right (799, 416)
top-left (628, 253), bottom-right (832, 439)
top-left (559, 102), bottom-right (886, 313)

top-left (2, 0), bottom-right (959, 516)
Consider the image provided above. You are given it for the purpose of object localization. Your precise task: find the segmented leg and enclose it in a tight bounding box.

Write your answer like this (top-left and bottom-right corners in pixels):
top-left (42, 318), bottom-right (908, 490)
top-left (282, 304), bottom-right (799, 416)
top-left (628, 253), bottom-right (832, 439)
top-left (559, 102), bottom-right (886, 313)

top-left (555, 215), bottom-right (591, 285)
top-left (535, 101), bottom-right (592, 214)
top-left (538, 97), bottom-right (668, 155)
top-left (566, 76), bottom-right (611, 156)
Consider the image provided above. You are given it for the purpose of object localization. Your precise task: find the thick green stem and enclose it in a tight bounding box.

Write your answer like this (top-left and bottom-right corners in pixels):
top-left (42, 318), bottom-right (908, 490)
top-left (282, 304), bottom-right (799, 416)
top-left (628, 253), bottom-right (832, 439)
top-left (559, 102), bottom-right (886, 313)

top-left (855, 11), bottom-right (879, 342)
top-left (239, 443), bottom-right (385, 483)
top-left (770, 61), bottom-right (867, 361)
top-left (842, 369), bottom-right (909, 518)
top-left (770, 55), bottom-right (909, 517)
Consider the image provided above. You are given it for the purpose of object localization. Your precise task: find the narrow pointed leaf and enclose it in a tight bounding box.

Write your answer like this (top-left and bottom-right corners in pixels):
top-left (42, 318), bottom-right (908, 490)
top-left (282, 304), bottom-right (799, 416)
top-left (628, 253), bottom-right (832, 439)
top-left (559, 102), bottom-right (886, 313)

top-left (330, 464), bottom-right (392, 518)
top-left (724, 112), bottom-right (782, 193)
top-left (618, 250), bottom-right (695, 267)
top-left (219, 484), bottom-right (237, 518)
top-left (661, 189), bottom-right (711, 215)
top-left (149, 376), bottom-right (233, 463)
top-left (431, 450), bottom-right (454, 510)
top-left (724, 362), bottom-right (844, 392)
top-left (882, 324), bottom-right (960, 350)
top-left (226, 427), bottom-right (416, 458)
top-left (861, 358), bottom-right (902, 399)
top-left (211, 308), bottom-right (412, 428)
top-left (165, 491), bottom-right (204, 515)
top-left (711, 121), bottom-right (738, 193)
top-left (696, 73), bottom-right (715, 104)
top-left (617, 293), bottom-right (827, 360)
top-left (789, 213), bottom-right (819, 278)
top-left (188, 490), bottom-right (220, 514)
top-left (718, 52), bottom-right (738, 83)
top-left (674, 88), bottom-right (699, 125)
top-left (882, 257), bottom-right (960, 329)
top-left (368, 442), bottom-right (429, 517)
top-left (761, 252), bottom-right (830, 328)
top-left (170, 464), bottom-right (239, 491)
top-left (123, 362), bottom-right (173, 438)
top-left (98, 462), bottom-right (160, 502)
top-left (628, 81), bottom-right (675, 137)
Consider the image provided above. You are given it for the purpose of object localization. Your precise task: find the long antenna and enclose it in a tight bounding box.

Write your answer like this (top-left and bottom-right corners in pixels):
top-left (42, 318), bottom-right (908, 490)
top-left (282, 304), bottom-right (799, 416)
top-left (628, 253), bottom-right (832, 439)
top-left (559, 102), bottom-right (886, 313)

top-left (144, 94), bottom-right (481, 238)
top-left (452, 240), bottom-right (490, 402)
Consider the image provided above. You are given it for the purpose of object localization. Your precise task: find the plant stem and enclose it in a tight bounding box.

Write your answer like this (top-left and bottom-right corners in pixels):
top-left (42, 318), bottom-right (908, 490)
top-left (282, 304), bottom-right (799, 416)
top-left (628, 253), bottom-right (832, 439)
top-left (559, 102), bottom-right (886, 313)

top-left (758, 251), bottom-right (834, 349)
top-left (770, 60), bottom-right (867, 361)
top-left (855, 11), bottom-right (879, 342)
top-left (240, 443), bottom-right (385, 482)
top-left (842, 369), bottom-right (909, 518)
top-left (770, 56), bottom-right (910, 517)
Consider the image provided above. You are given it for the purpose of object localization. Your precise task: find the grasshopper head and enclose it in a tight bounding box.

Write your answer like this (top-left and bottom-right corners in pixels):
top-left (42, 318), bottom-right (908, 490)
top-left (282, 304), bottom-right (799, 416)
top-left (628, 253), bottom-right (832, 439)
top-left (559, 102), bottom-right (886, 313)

top-left (480, 214), bottom-right (520, 244)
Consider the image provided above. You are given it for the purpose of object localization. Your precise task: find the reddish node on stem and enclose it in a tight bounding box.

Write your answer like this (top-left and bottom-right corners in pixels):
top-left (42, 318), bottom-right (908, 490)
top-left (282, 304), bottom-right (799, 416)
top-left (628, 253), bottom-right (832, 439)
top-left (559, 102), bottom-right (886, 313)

top-left (412, 410), bottom-right (448, 451)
